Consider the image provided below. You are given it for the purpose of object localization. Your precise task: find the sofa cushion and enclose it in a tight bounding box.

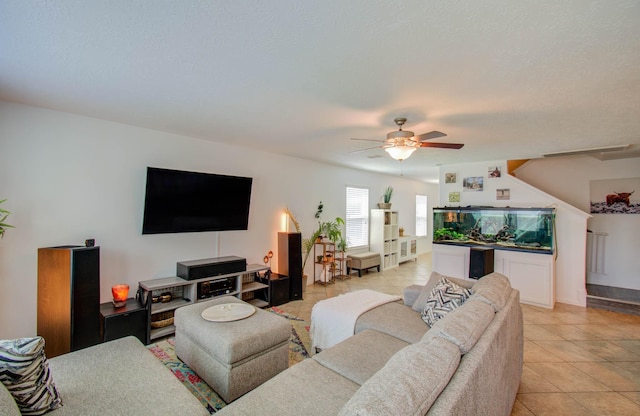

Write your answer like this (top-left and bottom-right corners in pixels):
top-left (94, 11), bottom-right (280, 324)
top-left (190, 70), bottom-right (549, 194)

top-left (421, 278), bottom-right (472, 327)
top-left (422, 299), bottom-right (495, 354)
top-left (217, 359), bottom-right (360, 416)
top-left (313, 329), bottom-right (410, 385)
top-left (338, 336), bottom-right (461, 416)
top-left (355, 301), bottom-right (428, 344)
top-left (48, 336), bottom-right (209, 416)
top-left (412, 271), bottom-right (474, 312)
top-left (471, 272), bottom-right (512, 312)
top-left (0, 337), bottom-right (62, 415)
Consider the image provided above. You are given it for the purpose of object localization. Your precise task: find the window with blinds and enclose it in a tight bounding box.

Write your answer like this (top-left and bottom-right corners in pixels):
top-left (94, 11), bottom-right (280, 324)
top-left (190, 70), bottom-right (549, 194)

top-left (346, 186), bottom-right (369, 249)
top-left (416, 194), bottom-right (428, 237)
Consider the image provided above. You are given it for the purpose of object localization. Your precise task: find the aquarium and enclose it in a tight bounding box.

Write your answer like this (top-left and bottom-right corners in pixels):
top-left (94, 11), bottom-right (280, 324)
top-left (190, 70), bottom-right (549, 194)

top-left (433, 207), bottom-right (555, 254)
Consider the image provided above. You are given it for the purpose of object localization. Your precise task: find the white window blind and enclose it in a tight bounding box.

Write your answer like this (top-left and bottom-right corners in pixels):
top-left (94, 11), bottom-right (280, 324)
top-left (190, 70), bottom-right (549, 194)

top-left (346, 186), bottom-right (369, 248)
top-left (416, 194), bottom-right (428, 237)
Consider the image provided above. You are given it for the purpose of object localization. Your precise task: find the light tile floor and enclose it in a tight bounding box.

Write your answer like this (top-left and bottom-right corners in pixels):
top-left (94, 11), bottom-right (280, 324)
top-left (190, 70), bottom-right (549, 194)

top-left (278, 254), bottom-right (640, 416)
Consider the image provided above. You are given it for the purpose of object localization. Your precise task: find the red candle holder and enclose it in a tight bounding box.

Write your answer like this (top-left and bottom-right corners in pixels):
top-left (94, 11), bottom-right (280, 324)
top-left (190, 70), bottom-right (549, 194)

top-left (111, 284), bottom-right (129, 307)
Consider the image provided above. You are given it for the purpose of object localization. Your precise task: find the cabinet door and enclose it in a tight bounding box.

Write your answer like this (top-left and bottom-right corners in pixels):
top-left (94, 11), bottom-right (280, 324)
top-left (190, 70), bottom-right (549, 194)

top-left (103, 309), bottom-right (147, 344)
top-left (495, 251), bottom-right (555, 308)
top-left (432, 245), bottom-right (470, 279)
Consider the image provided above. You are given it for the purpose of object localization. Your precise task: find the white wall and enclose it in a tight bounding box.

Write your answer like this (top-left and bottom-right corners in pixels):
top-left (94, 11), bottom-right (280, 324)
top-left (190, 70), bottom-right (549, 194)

top-left (0, 101), bottom-right (436, 338)
top-left (438, 161), bottom-right (590, 306)
top-left (516, 156), bottom-right (640, 291)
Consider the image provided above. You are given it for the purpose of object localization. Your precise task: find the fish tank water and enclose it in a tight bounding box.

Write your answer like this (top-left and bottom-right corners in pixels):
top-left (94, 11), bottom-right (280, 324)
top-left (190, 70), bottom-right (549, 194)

top-left (433, 207), bottom-right (555, 254)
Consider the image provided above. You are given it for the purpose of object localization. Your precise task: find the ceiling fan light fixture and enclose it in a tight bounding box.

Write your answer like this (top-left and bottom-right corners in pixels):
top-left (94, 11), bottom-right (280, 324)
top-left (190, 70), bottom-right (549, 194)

top-left (385, 145), bottom-right (416, 161)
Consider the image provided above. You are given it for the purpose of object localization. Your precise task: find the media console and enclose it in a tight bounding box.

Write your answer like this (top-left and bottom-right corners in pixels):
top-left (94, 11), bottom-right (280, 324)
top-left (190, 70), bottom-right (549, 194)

top-left (138, 259), bottom-right (269, 344)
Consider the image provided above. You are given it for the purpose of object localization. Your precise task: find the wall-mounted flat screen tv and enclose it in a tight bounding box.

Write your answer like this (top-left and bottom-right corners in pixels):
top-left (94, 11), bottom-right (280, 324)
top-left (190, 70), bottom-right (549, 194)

top-left (142, 167), bottom-right (253, 234)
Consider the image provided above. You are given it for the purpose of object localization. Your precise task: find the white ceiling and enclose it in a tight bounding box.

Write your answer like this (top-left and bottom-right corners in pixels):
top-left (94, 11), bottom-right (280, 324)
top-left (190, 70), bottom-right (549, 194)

top-left (2, 1), bottom-right (639, 182)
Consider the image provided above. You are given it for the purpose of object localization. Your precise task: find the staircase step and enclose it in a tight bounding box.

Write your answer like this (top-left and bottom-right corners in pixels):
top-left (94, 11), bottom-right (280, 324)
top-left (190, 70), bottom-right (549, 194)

top-left (587, 295), bottom-right (640, 316)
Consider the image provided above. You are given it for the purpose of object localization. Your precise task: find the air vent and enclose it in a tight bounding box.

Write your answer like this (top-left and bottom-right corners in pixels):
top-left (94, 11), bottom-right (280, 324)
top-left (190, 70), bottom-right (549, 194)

top-left (542, 145), bottom-right (630, 158)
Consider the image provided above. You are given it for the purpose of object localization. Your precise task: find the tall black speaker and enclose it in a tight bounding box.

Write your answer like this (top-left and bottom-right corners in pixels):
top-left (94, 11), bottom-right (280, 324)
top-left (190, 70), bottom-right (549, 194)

top-left (278, 232), bottom-right (303, 300)
top-left (38, 246), bottom-right (101, 358)
top-left (469, 247), bottom-right (494, 279)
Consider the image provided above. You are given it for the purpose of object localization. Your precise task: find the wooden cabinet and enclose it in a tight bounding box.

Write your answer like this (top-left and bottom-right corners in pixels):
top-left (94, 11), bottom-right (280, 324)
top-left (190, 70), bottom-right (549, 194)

top-left (37, 246), bottom-right (101, 358)
top-left (370, 209), bottom-right (399, 270)
top-left (138, 264), bottom-right (269, 343)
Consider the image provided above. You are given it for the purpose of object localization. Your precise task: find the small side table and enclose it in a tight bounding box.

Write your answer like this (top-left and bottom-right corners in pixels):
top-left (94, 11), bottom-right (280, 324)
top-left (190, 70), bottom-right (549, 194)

top-left (100, 298), bottom-right (147, 344)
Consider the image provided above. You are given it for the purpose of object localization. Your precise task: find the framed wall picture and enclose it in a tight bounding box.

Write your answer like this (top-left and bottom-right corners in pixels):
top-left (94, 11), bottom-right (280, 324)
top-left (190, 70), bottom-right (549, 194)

top-left (463, 176), bottom-right (483, 192)
top-left (497, 188), bottom-right (510, 200)
top-left (590, 177), bottom-right (639, 214)
top-left (445, 172), bottom-right (457, 183)
top-left (449, 192), bottom-right (460, 203)
top-left (488, 166), bottom-right (502, 178)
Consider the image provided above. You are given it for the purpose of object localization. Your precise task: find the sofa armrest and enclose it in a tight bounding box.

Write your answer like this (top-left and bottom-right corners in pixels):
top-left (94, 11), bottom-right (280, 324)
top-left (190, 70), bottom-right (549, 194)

top-left (0, 382), bottom-right (20, 416)
top-left (403, 284), bottom-right (423, 306)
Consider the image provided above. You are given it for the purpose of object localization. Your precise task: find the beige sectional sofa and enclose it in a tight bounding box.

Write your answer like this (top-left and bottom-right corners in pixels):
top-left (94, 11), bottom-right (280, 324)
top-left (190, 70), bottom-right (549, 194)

top-left (1, 336), bottom-right (209, 416)
top-left (217, 272), bottom-right (524, 416)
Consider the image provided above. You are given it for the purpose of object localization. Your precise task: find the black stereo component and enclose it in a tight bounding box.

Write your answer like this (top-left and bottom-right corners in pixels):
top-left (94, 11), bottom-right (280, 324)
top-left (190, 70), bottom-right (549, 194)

top-left (177, 256), bottom-right (247, 281)
top-left (197, 277), bottom-right (236, 299)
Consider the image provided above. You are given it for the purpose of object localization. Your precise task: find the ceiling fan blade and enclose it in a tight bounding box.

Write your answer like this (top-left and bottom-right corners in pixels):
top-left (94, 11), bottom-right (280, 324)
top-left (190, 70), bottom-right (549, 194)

top-left (349, 145), bottom-right (383, 154)
top-left (419, 142), bottom-right (464, 149)
top-left (416, 131), bottom-right (447, 141)
top-left (350, 138), bottom-right (386, 143)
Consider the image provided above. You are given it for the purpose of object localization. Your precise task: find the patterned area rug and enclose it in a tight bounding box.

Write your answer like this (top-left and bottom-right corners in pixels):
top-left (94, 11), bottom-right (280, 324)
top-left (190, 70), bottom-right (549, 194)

top-left (147, 307), bottom-right (311, 414)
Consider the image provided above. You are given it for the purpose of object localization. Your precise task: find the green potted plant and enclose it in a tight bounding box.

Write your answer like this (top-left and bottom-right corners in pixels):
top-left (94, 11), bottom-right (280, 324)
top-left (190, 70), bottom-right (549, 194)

top-left (336, 237), bottom-right (347, 253)
top-left (0, 199), bottom-right (14, 239)
top-left (321, 217), bottom-right (345, 245)
top-left (378, 186), bottom-right (393, 209)
top-left (301, 202), bottom-right (325, 270)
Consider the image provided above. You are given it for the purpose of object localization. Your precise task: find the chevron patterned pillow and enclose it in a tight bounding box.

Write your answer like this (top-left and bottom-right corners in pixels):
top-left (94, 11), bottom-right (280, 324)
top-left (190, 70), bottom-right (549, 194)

top-left (0, 337), bottom-right (62, 415)
top-left (421, 278), bottom-right (472, 327)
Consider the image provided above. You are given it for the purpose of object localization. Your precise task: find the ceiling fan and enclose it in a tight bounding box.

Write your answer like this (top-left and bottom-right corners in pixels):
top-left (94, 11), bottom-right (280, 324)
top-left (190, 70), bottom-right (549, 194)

top-left (351, 117), bottom-right (464, 161)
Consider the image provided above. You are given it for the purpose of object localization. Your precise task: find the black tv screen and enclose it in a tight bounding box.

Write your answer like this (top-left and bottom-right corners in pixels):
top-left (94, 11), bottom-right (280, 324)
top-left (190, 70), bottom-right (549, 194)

top-left (142, 167), bottom-right (253, 234)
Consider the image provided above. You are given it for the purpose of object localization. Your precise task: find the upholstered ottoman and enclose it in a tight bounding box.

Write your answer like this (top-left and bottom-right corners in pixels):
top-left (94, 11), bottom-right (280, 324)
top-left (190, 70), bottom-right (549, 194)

top-left (347, 252), bottom-right (381, 276)
top-left (174, 296), bottom-right (290, 403)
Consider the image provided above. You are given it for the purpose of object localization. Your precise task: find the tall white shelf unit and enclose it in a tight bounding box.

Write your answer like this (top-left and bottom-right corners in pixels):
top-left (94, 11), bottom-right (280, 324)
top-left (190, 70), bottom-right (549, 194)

top-left (370, 209), bottom-right (400, 270)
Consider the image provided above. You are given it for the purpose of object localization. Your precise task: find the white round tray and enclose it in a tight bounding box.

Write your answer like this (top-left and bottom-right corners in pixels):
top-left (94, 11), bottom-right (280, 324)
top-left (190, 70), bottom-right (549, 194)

top-left (201, 303), bottom-right (256, 322)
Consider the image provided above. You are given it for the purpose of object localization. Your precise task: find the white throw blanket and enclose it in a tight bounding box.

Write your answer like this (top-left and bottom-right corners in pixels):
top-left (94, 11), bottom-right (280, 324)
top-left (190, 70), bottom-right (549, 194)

top-left (310, 289), bottom-right (401, 353)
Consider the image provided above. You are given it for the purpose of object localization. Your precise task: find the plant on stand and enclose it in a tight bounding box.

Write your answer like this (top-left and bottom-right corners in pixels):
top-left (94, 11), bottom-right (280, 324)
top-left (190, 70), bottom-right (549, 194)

top-left (301, 201), bottom-right (345, 269)
top-left (321, 217), bottom-right (345, 245)
top-left (378, 186), bottom-right (393, 209)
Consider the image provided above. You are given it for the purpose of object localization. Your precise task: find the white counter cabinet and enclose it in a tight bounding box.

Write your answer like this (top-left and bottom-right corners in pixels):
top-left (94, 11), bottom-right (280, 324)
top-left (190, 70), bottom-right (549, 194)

top-left (432, 244), bottom-right (555, 308)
